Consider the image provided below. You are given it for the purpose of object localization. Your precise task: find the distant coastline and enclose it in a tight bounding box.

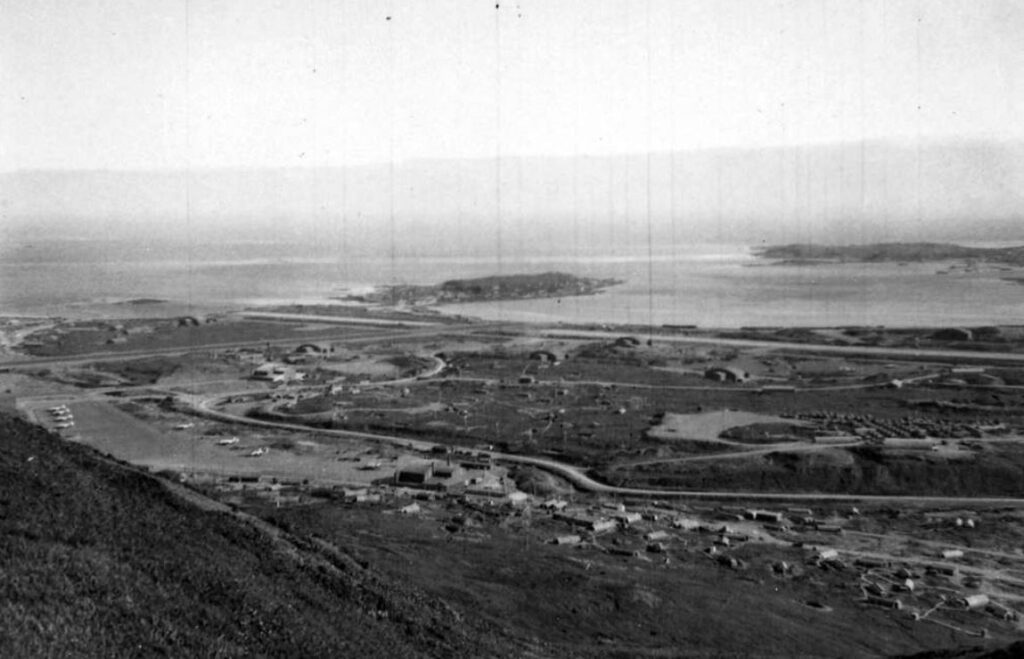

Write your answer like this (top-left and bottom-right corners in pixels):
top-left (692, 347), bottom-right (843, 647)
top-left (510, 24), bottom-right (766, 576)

top-left (114, 298), bottom-right (168, 306)
top-left (754, 242), bottom-right (1024, 266)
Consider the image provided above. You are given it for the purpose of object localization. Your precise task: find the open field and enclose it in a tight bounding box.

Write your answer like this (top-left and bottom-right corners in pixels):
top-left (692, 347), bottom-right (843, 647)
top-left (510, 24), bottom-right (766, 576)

top-left (648, 409), bottom-right (813, 442)
top-left (60, 400), bottom-right (403, 487)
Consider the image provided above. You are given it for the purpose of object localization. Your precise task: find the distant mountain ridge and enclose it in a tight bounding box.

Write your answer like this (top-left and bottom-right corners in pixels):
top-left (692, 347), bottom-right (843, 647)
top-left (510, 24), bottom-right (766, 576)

top-left (3, 138), bottom-right (1024, 255)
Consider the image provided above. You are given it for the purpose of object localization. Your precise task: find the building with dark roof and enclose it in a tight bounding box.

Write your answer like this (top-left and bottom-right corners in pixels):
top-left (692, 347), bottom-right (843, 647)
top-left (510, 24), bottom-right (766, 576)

top-left (393, 460), bottom-right (467, 490)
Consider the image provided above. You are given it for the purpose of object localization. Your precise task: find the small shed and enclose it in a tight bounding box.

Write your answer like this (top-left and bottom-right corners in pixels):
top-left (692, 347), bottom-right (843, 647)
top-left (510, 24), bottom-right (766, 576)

top-left (747, 509), bottom-right (784, 523)
top-left (673, 517), bottom-right (703, 530)
top-left (507, 491), bottom-right (530, 506)
top-left (816, 548), bottom-right (839, 561)
top-left (611, 511), bottom-right (642, 526)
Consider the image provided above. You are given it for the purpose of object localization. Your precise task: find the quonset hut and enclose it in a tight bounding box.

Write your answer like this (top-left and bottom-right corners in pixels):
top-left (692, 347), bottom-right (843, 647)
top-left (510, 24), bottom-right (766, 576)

top-left (704, 366), bottom-right (750, 383)
top-left (528, 348), bottom-right (569, 364)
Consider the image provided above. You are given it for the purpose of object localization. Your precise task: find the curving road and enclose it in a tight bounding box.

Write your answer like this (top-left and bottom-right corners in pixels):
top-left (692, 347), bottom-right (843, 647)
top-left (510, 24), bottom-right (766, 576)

top-left (183, 389), bottom-right (1024, 507)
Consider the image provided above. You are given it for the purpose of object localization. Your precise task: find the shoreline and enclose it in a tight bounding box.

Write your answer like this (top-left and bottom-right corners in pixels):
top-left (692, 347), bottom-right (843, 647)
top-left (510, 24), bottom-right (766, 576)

top-left (7, 241), bottom-right (1024, 328)
top-left (6, 253), bottom-right (1024, 329)
top-left (9, 292), bottom-right (1024, 332)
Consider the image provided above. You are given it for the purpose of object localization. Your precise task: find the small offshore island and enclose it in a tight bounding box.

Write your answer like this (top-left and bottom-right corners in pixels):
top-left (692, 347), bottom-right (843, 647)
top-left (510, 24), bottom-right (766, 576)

top-left (344, 271), bottom-right (623, 306)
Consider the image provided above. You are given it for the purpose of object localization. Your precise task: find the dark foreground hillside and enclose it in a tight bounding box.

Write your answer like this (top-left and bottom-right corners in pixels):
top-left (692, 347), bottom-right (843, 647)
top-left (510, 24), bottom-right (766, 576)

top-left (0, 413), bottom-right (522, 658)
top-left (899, 640), bottom-right (1024, 658)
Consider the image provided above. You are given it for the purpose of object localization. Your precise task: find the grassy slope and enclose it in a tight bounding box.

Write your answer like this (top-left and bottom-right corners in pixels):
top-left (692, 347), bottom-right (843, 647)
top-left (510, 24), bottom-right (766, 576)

top-left (263, 505), bottom-right (1011, 659)
top-left (602, 446), bottom-right (1024, 497)
top-left (898, 641), bottom-right (1024, 658)
top-left (0, 413), bottom-right (519, 658)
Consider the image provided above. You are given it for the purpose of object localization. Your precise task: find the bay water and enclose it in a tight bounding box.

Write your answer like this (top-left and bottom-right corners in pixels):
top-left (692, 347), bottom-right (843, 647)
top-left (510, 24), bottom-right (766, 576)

top-left (2, 237), bottom-right (1022, 327)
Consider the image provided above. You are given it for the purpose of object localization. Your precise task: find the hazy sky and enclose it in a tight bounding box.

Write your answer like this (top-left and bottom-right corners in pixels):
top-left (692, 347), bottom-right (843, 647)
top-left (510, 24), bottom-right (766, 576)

top-left (3, 0), bottom-right (1023, 172)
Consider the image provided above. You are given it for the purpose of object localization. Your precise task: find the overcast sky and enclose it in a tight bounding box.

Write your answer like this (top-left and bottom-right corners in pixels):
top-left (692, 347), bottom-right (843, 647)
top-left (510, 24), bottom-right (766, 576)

top-left (3, 0), bottom-right (1023, 172)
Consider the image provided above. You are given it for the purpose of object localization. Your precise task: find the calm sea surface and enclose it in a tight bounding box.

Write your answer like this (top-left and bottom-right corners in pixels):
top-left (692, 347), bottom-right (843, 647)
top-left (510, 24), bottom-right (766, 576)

top-left (2, 238), bottom-right (1023, 327)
